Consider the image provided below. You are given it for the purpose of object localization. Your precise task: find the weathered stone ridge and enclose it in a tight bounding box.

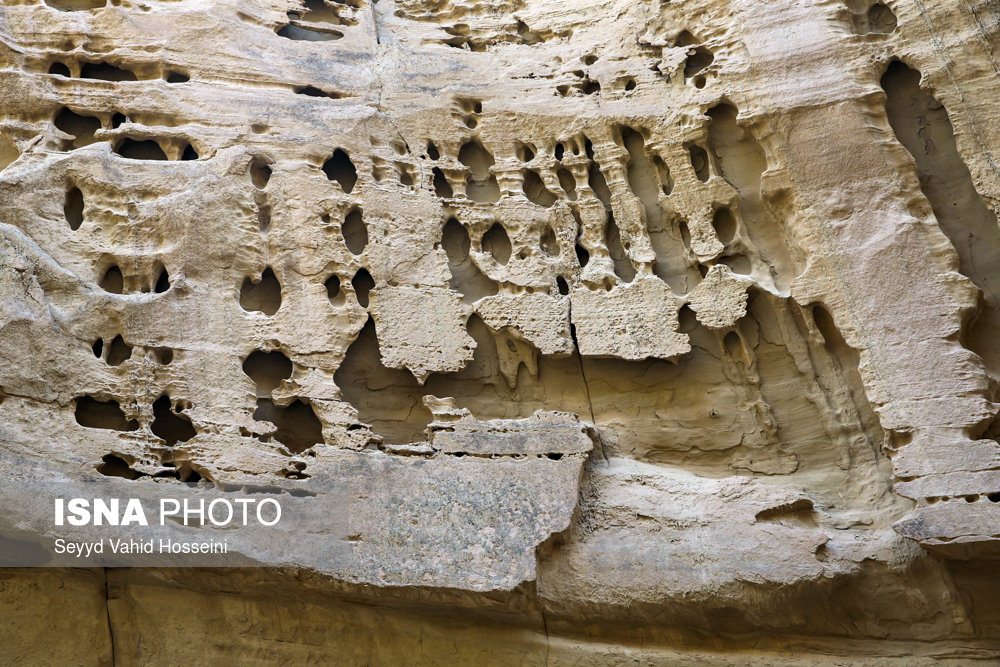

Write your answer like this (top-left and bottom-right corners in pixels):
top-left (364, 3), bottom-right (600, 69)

top-left (2, 0), bottom-right (1000, 662)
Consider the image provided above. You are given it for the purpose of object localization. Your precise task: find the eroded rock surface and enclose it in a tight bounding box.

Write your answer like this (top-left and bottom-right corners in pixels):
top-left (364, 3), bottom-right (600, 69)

top-left (2, 0), bottom-right (1000, 662)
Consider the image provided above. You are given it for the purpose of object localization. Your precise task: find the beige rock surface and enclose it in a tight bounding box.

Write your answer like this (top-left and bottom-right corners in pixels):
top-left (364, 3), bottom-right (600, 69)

top-left (2, 0), bottom-right (1000, 662)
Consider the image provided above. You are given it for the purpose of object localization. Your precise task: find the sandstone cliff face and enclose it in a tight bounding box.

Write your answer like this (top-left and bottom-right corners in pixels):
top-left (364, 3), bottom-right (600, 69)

top-left (2, 0), bottom-right (1000, 663)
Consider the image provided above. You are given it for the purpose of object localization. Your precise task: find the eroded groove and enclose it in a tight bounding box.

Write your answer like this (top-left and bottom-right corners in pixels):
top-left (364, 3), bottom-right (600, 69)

top-left (881, 61), bottom-right (1000, 377)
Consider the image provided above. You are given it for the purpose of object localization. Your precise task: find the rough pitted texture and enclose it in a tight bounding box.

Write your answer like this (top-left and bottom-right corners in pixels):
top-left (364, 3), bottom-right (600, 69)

top-left (2, 0), bottom-right (1000, 663)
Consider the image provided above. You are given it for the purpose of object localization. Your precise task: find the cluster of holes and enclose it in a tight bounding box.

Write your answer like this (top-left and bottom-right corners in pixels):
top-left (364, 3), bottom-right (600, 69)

top-left (243, 349), bottom-right (322, 456)
top-left (439, 18), bottom-right (561, 50)
top-left (458, 139), bottom-right (500, 202)
top-left (52, 106), bottom-right (197, 161)
top-left (115, 138), bottom-right (198, 161)
top-left (100, 264), bottom-right (170, 294)
top-left (48, 59), bottom-right (190, 83)
top-left (677, 31), bottom-right (714, 89)
top-left (76, 394), bottom-right (195, 446)
top-left (421, 112), bottom-right (759, 296)
top-left (556, 65), bottom-right (601, 97)
top-left (925, 493), bottom-right (1000, 504)
top-left (88, 394), bottom-right (201, 482)
top-left (92, 336), bottom-right (174, 366)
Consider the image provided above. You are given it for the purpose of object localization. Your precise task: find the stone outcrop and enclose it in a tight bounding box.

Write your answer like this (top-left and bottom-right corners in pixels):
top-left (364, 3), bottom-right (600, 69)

top-left (2, 0), bottom-right (1000, 662)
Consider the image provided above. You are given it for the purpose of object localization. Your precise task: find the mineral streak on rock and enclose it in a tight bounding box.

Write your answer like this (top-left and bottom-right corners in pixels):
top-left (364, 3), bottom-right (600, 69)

top-left (2, 0), bottom-right (1000, 661)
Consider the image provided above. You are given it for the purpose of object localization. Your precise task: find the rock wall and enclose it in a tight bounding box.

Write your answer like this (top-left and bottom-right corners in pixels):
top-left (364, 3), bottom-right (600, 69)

top-left (2, 0), bottom-right (1000, 663)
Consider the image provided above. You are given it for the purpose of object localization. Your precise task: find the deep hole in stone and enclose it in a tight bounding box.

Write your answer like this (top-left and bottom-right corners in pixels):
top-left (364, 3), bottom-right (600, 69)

top-left (154, 266), bottom-right (170, 293)
top-left (54, 108), bottom-right (100, 148)
top-left (713, 206), bottom-right (737, 244)
top-left (557, 168), bottom-right (577, 200)
top-left (676, 30), bottom-right (698, 47)
top-left (250, 157), bottom-right (272, 188)
top-left (45, 0), bottom-right (106, 9)
top-left (75, 397), bottom-right (139, 431)
top-left (323, 148), bottom-right (357, 193)
top-left (335, 318), bottom-right (434, 444)
top-left (687, 143), bottom-right (710, 182)
top-left (523, 170), bottom-right (556, 207)
top-left (342, 208), bottom-right (367, 255)
top-left (151, 395), bottom-right (196, 446)
top-left (575, 242), bottom-right (590, 267)
top-left (867, 3), bottom-right (896, 33)
top-left (253, 398), bottom-right (323, 454)
top-left (677, 304), bottom-right (698, 332)
top-left (181, 144), bottom-right (199, 160)
top-left (605, 213), bottom-right (636, 282)
top-left (80, 62), bottom-right (137, 82)
top-left (116, 139), bottom-right (167, 160)
top-left (679, 220), bottom-right (692, 250)
top-left (165, 70), bottom-right (190, 83)
top-left (721, 255), bottom-right (752, 275)
top-left (557, 276), bottom-right (569, 295)
top-left (458, 140), bottom-right (500, 203)
top-left (621, 126), bottom-right (664, 229)
top-left (64, 186), bottom-right (84, 230)
top-left (442, 218), bottom-right (497, 303)
top-left (540, 225), bottom-right (560, 256)
top-left (92, 339), bottom-right (104, 358)
top-left (48, 62), bottom-right (71, 77)
top-left (243, 350), bottom-right (293, 397)
top-left (426, 141), bottom-right (440, 160)
top-left (707, 101), bottom-right (800, 290)
top-left (352, 268), bottom-right (374, 307)
top-left (97, 454), bottom-right (144, 480)
top-left (588, 160), bottom-right (613, 207)
top-left (277, 24), bottom-right (343, 40)
top-left (155, 347), bottom-right (173, 364)
top-left (295, 85), bottom-right (331, 97)
top-left (684, 47), bottom-right (714, 78)
top-left (258, 202), bottom-right (272, 233)
top-left (723, 330), bottom-right (745, 362)
top-left (482, 223), bottom-right (512, 266)
top-left (111, 113), bottom-right (126, 128)
top-left (101, 266), bottom-right (124, 294)
top-left (624, 78), bottom-right (636, 91)
top-left (433, 167), bottom-right (453, 198)
top-left (652, 155), bottom-right (673, 195)
top-left (240, 268), bottom-right (282, 315)
top-left (105, 335), bottom-right (132, 366)
top-left (325, 274), bottom-right (345, 305)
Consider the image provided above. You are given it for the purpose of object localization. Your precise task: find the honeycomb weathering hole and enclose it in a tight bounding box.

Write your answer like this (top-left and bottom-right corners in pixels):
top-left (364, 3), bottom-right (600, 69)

top-left (240, 268), bottom-right (282, 315)
top-left (323, 148), bottom-right (358, 193)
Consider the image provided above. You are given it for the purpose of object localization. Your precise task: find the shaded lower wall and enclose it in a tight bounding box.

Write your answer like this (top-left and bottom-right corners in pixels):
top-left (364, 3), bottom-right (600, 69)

top-left (3, 566), bottom-right (1000, 666)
